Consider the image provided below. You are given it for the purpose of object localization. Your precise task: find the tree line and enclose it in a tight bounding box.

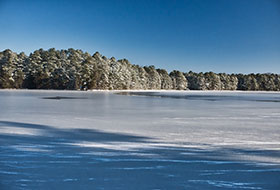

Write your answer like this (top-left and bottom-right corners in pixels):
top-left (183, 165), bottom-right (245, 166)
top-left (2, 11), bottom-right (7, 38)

top-left (0, 48), bottom-right (279, 91)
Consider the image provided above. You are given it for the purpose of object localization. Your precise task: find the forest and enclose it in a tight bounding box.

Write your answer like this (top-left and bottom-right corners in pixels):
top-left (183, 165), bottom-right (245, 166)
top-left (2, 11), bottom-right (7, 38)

top-left (0, 48), bottom-right (279, 91)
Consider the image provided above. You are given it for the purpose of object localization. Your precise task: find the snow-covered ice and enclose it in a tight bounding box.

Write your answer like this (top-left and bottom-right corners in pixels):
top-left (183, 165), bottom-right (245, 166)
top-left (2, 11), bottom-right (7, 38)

top-left (0, 90), bottom-right (279, 189)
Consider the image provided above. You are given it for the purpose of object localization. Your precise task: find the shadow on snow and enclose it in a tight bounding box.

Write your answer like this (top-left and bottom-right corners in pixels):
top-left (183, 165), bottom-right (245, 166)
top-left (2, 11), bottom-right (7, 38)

top-left (0, 121), bottom-right (279, 190)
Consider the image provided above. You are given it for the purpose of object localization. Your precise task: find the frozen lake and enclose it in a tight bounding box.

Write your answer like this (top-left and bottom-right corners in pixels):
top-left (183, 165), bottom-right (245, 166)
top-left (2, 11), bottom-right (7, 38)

top-left (0, 90), bottom-right (280, 189)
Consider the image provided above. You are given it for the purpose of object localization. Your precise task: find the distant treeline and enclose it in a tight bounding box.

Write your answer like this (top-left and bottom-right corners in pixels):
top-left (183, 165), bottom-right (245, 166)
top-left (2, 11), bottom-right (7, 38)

top-left (0, 48), bottom-right (279, 91)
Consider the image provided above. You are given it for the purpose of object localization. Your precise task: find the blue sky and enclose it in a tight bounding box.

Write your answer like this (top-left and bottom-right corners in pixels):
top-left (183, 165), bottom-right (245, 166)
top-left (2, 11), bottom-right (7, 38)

top-left (0, 0), bottom-right (279, 74)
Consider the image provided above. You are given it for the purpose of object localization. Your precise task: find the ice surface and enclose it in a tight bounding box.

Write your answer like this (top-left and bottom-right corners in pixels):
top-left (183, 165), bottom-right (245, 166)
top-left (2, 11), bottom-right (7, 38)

top-left (0, 90), bottom-right (279, 189)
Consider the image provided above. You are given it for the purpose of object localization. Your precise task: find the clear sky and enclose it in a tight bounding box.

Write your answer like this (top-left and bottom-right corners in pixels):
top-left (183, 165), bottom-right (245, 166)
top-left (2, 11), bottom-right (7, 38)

top-left (0, 0), bottom-right (279, 74)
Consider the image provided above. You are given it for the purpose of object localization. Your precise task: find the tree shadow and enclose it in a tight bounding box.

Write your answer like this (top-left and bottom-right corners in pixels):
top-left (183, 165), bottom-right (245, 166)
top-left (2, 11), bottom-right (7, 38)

top-left (0, 121), bottom-right (279, 190)
top-left (0, 121), bottom-right (151, 144)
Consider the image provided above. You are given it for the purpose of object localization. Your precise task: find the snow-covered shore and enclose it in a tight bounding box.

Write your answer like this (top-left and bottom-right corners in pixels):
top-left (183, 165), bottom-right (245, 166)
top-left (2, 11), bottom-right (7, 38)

top-left (1, 88), bottom-right (280, 93)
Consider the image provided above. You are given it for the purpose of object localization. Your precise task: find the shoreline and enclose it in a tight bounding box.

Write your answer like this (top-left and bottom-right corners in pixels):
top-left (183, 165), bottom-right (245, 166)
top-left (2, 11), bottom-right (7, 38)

top-left (0, 88), bottom-right (280, 94)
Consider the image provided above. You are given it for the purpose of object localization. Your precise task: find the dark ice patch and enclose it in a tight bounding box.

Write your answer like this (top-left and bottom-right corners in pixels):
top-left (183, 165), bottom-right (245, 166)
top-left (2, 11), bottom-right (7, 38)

top-left (42, 96), bottom-right (87, 100)
top-left (117, 92), bottom-right (280, 103)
